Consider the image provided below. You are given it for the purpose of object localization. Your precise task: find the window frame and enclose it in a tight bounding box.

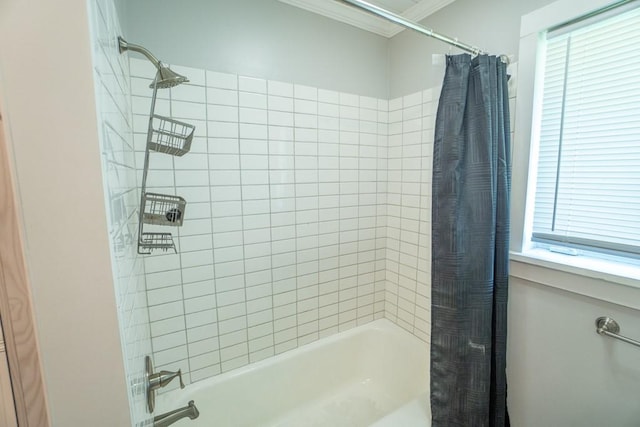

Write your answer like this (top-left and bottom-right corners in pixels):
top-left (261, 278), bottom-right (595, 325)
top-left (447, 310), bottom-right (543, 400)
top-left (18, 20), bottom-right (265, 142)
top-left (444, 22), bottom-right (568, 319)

top-left (511, 0), bottom-right (640, 284)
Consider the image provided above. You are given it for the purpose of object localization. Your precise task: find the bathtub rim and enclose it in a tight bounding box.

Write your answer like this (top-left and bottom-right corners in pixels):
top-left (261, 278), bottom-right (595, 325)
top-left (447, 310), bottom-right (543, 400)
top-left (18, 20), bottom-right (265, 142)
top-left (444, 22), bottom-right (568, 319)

top-left (157, 318), bottom-right (428, 400)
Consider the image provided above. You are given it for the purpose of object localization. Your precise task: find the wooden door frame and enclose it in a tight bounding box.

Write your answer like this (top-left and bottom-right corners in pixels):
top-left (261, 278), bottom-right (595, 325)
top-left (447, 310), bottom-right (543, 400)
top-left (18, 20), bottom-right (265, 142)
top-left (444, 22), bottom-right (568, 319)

top-left (0, 109), bottom-right (50, 426)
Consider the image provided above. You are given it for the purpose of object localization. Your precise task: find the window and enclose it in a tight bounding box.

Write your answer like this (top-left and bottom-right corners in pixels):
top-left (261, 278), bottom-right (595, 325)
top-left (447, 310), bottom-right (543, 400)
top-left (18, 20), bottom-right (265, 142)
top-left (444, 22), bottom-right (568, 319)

top-left (530, 3), bottom-right (640, 260)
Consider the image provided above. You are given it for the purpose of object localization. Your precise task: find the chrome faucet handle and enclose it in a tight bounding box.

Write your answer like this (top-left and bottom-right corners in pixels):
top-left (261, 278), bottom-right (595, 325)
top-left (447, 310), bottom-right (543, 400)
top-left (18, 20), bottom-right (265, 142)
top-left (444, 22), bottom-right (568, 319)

top-left (145, 356), bottom-right (186, 413)
top-left (150, 368), bottom-right (185, 391)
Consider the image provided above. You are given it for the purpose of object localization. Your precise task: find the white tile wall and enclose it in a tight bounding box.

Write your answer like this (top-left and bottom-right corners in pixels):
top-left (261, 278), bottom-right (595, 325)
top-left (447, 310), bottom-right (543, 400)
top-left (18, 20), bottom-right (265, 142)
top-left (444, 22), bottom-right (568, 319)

top-left (131, 59), bottom-right (396, 385)
top-left (88, 1), bottom-right (153, 425)
top-left (383, 89), bottom-right (437, 342)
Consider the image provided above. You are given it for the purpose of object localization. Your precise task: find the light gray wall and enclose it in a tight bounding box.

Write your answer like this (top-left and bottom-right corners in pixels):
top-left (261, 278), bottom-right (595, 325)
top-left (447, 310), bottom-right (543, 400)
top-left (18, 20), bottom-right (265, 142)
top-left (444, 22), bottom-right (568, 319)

top-left (508, 276), bottom-right (640, 426)
top-left (119, 0), bottom-right (566, 101)
top-left (506, 0), bottom-right (640, 423)
top-left (388, 0), bottom-right (556, 97)
top-left (121, 0), bottom-right (389, 98)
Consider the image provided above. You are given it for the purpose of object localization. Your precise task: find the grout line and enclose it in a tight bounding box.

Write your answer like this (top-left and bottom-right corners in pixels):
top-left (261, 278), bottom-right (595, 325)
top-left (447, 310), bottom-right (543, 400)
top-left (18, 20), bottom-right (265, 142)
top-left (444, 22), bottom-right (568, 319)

top-left (167, 83), bottom-right (193, 380)
top-left (266, 86), bottom-right (277, 358)
top-left (393, 100), bottom-right (403, 324)
top-left (337, 99), bottom-right (344, 330)
top-left (314, 93), bottom-right (320, 341)
top-left (414, 91), bottom-right (426, 335)
top-left (289, 86), bottom-right (299, 352)
top-left (356, 99), bottom-right (364, 324)
top-left (236, 79), bottom-right (251, 369)
top-left (205, 70), bottom-right (223, 379)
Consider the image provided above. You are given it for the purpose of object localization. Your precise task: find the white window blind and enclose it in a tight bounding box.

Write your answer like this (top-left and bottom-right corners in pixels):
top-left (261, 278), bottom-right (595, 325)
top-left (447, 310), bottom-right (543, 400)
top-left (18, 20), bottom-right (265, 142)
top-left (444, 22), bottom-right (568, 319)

top-left (532, 3), bottom-right (640, 257)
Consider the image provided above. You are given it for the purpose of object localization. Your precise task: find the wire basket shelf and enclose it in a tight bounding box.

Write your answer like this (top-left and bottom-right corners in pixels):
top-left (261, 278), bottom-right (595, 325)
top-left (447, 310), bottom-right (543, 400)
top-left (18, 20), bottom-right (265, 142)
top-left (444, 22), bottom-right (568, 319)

top-left (142, 192), bottom-right (186, 227)
top-left (148, 114), bottom-right (195, 156)
top-left (139, 232), bottom-right (176, 254)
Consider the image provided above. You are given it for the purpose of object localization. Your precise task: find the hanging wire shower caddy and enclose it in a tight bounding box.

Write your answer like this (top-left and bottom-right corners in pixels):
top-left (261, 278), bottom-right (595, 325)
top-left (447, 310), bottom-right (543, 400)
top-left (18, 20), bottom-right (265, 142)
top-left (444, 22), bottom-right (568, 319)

top-left (117, 37), bottom-right (195, 254)
top-left (142, 193), bottom-right (187, 226)
top-left (137, 80), bottom-right (194, 254)
top-left (148, 114), bottom-right (195, 156)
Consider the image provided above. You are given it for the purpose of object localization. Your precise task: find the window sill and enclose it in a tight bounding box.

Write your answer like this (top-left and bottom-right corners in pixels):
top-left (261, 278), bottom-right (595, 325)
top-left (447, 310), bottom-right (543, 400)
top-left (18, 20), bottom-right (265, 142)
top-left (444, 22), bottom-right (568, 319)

top-left (509, 249), bottom-right (640, 311)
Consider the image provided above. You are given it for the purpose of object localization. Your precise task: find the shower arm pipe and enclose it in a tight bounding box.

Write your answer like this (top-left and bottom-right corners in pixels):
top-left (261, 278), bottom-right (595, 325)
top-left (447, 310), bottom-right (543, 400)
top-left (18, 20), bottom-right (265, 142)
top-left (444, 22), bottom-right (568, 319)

top-left (337, 0), bottom-right (507, 61)
top-left (118, 37), bottom-right (162, 68)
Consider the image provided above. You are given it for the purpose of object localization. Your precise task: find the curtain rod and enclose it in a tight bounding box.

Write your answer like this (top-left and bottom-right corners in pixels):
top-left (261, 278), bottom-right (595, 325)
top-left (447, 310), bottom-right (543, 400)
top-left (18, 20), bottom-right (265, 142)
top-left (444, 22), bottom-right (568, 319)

top-left (338, 0), bottom-right (509, 63)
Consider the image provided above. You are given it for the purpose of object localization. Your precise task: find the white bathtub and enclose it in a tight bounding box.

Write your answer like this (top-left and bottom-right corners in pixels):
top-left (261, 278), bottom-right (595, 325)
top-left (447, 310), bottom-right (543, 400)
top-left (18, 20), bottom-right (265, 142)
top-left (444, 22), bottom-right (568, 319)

top-left (156, 319), bottom-right (431, 426)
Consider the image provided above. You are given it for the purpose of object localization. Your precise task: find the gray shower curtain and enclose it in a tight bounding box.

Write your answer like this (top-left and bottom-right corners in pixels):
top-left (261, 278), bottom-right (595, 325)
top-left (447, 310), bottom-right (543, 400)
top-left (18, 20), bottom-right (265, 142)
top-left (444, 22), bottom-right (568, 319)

top-left (430, 54), bottom-right (511, 427)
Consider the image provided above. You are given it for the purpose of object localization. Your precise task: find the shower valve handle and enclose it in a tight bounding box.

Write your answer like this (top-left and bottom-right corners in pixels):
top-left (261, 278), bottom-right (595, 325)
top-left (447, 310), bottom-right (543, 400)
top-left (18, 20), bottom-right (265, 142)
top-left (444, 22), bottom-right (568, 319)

top-left (149, 368), bottom-right (185, 391)
top-left (145, 356), bottom-right (185, 413)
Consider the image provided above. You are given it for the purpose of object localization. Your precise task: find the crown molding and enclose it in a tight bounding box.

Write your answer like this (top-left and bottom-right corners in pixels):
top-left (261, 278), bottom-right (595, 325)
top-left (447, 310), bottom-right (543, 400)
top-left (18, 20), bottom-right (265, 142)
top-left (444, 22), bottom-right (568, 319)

top-left (387, 0), bottom-right (457, 37)
top-left (279, 0), bottom-right (393, 37)
top-left (279, 0), bottom-right (456, 38)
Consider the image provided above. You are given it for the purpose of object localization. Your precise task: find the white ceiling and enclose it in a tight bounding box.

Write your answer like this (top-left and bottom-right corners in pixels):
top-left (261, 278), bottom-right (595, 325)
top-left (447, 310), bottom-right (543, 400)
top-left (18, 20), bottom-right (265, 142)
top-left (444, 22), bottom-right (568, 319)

top-left (278, 0), bottom-right (456, 38)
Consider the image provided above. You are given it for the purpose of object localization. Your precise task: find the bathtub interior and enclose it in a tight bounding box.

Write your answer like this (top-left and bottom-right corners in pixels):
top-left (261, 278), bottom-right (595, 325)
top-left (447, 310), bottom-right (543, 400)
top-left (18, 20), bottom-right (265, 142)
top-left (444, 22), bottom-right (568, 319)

top-left (155, 319), bottom-right (430, 426)
top-left (370, 392), bottom-right (431, 427)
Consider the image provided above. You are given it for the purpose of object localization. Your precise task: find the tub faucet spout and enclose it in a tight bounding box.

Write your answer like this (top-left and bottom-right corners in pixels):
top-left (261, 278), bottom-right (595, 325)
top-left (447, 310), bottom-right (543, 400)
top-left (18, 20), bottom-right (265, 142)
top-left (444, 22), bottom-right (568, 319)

top-left (154, 400), bottom-right (199, 427)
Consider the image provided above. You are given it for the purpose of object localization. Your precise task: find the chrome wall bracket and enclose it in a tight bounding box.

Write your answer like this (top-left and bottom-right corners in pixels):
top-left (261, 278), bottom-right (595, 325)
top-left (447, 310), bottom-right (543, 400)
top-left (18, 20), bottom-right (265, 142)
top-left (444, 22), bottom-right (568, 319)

top-left (595, 316), bottom-right (640, 349)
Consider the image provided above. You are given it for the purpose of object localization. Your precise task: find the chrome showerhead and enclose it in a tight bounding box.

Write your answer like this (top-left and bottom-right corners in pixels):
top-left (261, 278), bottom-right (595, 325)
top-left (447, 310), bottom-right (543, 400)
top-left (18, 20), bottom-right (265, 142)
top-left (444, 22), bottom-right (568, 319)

top-left (117, 37), bottom-right (189, 89)
top-left (151, 65), bottom-right (188, 89)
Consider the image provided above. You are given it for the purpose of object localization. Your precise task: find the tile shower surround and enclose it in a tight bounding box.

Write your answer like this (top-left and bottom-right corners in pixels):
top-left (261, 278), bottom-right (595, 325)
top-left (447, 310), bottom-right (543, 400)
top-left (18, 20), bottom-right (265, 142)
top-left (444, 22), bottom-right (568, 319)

top-left (131, 57), bottom-right (438, 388)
